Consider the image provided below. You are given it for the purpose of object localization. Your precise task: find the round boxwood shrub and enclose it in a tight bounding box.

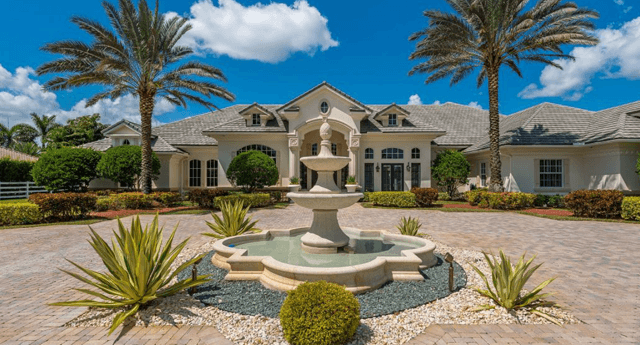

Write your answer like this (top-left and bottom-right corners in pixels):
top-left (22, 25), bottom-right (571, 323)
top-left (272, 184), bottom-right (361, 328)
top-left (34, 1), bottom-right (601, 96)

top-left (32, 147), bottom-right (102, 192)
top-left (227, 150), bottom-right (278, 192)
top-left (280, 281), bottom-right (360, 345)
top-left (97, 145), bottom-right (161, 191)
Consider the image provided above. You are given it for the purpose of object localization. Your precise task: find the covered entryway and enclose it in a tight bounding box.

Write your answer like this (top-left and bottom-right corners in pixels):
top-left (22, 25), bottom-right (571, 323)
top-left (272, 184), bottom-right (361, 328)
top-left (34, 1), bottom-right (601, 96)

top-left (299, 125), bottom-right (349, 191)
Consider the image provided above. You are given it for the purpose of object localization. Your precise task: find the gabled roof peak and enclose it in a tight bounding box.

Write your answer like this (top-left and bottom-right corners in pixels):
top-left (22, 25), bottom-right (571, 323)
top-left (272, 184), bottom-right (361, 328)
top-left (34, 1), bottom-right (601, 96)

top-left (276, 81), bottom-right (372, 113)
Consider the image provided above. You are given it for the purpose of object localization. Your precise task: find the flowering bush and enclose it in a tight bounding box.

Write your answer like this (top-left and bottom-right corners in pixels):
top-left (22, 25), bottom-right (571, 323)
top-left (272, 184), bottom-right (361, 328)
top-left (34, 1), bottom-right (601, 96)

top-left (465, 188), bottom-right (489, 206)
top-left (565, 190), bottom-right (623, 218)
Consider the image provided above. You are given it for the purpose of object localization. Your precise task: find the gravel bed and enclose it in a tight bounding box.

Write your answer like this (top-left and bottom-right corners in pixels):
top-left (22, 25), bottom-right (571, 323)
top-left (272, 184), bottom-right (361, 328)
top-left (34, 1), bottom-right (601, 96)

top-left (66, 238), bottom-right (580, 345)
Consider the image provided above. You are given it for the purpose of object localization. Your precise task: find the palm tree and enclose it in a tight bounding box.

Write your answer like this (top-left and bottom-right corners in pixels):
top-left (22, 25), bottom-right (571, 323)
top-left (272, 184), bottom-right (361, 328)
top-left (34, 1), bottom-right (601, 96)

top-left (0, 124), bottom-right (38, 148)
top-left (37, 0), bottom-right (235, 194)
top-left (409, 0), bottom-right (598, 192)
top-left (29, 113), bottom-right (60, 149)
top-left (12, 142), bottom-right (40, 157)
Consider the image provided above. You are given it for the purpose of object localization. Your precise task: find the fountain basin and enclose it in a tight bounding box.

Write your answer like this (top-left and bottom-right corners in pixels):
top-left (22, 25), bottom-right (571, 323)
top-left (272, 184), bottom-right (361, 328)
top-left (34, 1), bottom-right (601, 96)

top-left (300, 156), bottom-right (351, 172)
top-left (287, 192), bottom-right (364, 210)
top-left (211, 227), bottom-right (437, 293)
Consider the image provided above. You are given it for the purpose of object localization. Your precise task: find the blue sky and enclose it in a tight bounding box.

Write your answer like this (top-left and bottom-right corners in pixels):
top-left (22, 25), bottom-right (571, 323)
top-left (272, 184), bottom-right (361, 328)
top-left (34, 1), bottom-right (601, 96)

top-left (1, 0), bottom-right (639, 126)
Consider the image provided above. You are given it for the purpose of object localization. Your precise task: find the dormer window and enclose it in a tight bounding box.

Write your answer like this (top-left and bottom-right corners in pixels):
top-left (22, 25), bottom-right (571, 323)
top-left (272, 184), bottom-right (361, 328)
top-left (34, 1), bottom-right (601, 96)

top-left (388, 114), bottom-right (398, 127)
top-left (252, 113), bottom-right (261, 126)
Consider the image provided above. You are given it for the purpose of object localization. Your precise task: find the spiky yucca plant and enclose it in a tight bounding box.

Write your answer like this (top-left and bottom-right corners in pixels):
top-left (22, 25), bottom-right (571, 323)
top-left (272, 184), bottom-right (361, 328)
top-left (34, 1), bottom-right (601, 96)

top-left (51, 215), bottom-right (210, 334)
top-left (396, 216), bottom-right (422, 236)
top-left (470, 250), bottom-right (559, 324)
top-left (203, 200), bottom-right (259, 239)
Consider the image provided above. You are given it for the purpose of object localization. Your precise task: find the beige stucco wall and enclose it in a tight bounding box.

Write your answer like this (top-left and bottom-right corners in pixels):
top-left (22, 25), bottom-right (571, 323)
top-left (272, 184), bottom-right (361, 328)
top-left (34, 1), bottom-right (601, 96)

top-left (177, 146), bottom-right (220, 190)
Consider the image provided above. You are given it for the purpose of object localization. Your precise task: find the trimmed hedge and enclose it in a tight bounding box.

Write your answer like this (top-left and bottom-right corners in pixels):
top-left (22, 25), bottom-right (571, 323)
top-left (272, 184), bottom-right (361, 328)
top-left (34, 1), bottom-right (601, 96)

top-left (565, 190), bottom-right (623, 218)
top-left (411, 187), bottom-right (439, 207)
top-left (188, 189), bottom-right (229, 208)
top-left (0, 204), bottom-right (42, 225)
top-left (368, 192), bottom-right (416, 207)
top-left (214, 193), bottom-right (271, 208)
top-left (533, 194), bottom-right (565, 208)
top-left (114, 193), bottom-right (154, 209)
top-left (152, 192), bottom-right (182, 207)
top-left (95, 197), bottom-right (119, 212)
top-left (28, 193), bottom-right (97, 220)
top-left (0, 158), bottom-right (35, 182)
top-left (621, 197), bottom-right (640, 221)
top-left (480, 192), bottom-right (536, 210)
top-left (465, 188), bottom-right (489, 206)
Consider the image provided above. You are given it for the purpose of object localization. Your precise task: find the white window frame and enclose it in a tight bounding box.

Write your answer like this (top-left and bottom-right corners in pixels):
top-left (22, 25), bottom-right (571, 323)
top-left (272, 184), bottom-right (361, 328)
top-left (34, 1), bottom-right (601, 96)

top-left (189, 160), bottom-right (202, 187)
top-left (480, 162), bottom-right (487, 187)
top-left (365, 148), bottom-right (374, 159)
top-left (539, 159), bottom-right (563, 188)
top-left (206, 160), bottom-right (218, 187)
top-left (388, 114), bottom-right (398, 127)
top-left (252, 113), bottom-right (261, 126)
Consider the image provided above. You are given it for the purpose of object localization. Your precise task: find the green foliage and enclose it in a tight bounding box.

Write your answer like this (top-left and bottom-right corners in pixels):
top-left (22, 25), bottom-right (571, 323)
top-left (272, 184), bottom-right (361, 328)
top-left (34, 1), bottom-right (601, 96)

top-left (0, 204), bottom-right (43, 225)
top-left (396, 216), bottom-right (422, 236)
top-left (214, 193), bottom-right (271, 208)
top-left (470, 250), bottom-right (558, 323)
top-left (227, 151), bottom-right (279, 192)
top-left (0, 123), bottom-right (39, 147)
top-left (289, 176), bottom-right (300, 185)
top-left (114, 193), bottom-right (154, 209)
top-left (45, 114), bottom-right (107, 149)
top-left (28, 193), bottom-right (97, 220)
top-left (533, 194), bottom-right (565, 208)
top-left (29, 113), bottom-right (60, 149)
top-left (152, 192), bottom-right (182, 207)
top-left (438, 192), bottom-right (451, 201)
top-left (368, 192), bottom-right (416, 207)
top-left (31, 147), bottom-right (102, 191)
top-left (187, 189), bottom-right (229, 208)
top-left (97, 145), bottom-right (161, 190)
top-left (280, 281), bottom-right (360, 345)
top-left (50, 215), bottom-right (209, 334)
top-left (480, 192), bottom-right (536, 210)
top-left (0, 158), bottom-right (35, 182)
top-left (431, 150), bottom-right (470, 198)
top-left (465, 188), bottom-right (489, 206)
top-left (621, 197), bottom-right (640, 221)
top-left (95, 197), bottom-right (119, 212)
top-left (410, 187), bottom-right (439, 207)
top-left (564, 190), bottom-right (623, 218)
top-left (361, 192), bottom-right (372, 202)
top-left (12, 142), bottom-right (40, 157)
top-left (346, 175), bottom-right (357, 185)
top-left (203, 200), bottom-right (259, 239)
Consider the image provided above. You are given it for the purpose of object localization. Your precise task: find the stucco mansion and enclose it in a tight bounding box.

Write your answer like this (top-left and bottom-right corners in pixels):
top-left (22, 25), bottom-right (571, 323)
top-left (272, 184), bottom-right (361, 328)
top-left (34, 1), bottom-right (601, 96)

top-left (85, 82), bottom-right (640, 194)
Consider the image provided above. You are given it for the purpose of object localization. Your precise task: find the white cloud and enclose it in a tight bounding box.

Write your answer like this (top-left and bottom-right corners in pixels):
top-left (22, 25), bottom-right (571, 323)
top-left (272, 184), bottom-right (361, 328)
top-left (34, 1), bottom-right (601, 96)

top-left (0, 64), bottom-right (174, 127)
top-left (614, 0), bottom-right (624, 5)
top-left (519, 17), bottom-right (640, 100)
top-left (467, 101), bottom-right (483, 109)
top-left (170, 0), bottom-right (339, 63)
top-left (408, 94), bottom-right (422, 105)
top-left (432, 100), bottom-right (442, 105)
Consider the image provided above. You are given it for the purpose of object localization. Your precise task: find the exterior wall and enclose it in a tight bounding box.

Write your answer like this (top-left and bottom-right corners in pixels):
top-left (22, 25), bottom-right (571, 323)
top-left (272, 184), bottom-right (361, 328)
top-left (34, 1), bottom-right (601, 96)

top-left (581, 142), bottom-right (640, 192)
top-left (152, 154), bottom-right (173, 191)
top-left (178, 146), bottom-right (220, 190)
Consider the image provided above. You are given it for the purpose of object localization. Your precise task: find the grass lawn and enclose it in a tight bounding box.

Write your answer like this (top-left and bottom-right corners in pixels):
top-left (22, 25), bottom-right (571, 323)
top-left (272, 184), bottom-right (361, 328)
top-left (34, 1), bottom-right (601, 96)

top-left (0, 218), bottom-right (107, 230)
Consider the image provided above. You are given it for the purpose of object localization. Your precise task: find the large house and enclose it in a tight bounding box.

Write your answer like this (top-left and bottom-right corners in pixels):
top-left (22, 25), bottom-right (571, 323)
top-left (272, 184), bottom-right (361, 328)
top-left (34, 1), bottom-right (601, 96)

top-left (83, 82), bottom-right (640, 194)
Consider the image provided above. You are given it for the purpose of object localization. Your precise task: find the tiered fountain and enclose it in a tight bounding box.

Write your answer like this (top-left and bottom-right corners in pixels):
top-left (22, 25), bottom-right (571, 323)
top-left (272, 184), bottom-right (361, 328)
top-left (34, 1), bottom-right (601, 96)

top-left (211, 117), bottom-right (437, 293)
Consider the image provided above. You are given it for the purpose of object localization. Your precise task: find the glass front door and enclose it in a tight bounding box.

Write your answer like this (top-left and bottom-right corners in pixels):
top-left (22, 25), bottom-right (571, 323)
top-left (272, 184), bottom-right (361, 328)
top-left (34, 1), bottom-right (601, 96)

top-left (381, 163), bottom-right (404, 191)
top-left (364, 163), bottom-right (374, 192)
top-left (411, 163), bottom-right (421, 189)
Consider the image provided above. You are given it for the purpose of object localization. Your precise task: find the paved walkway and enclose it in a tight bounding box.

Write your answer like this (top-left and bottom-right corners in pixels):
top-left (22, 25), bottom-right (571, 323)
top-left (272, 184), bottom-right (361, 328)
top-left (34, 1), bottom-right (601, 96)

top-left (0, 204), bottom-right (638, 344)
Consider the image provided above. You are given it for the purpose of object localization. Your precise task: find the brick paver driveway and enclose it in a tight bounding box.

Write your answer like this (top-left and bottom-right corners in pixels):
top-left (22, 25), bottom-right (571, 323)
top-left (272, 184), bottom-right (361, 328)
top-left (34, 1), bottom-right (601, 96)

top-left (0, 204), bottom-right (638, 344)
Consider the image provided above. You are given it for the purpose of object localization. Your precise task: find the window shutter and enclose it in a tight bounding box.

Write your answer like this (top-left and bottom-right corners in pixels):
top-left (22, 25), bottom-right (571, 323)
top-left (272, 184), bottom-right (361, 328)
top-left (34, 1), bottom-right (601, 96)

top-left (563, 159), bottom-right (570, 188)
top-left (534, 159), bottom-right (540, 188)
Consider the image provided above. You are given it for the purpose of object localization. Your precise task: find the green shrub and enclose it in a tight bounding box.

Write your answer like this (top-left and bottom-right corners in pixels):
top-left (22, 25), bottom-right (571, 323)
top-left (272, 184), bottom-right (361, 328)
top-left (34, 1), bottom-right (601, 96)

top-left (289, 176), bottom-right (300, 184)
top-left (621, 197), bottom-right (640, 221)
top-left (214, 193), bottom-right (271, 208)
top-left (0, 158), bottom-right (35, 182)
top-left (534, 194), bottom-right (565, 208)
top-left (94, 197), bottom-right (121, 212)
top-left (32, 147), bottom-right (102, 192)
top-left (188, 189), bottom-right (229, 208)
top-left (152, 192), bottom-right (182, 207)
top-left (368, 191), bottom-right (416, 207)
top-left (432, 149), bottom-right (470, 198)
top-left (50, 215), bottom-right (210, 334)
top-left (481, 192), bottom-right (536, 210)
top-left (0, 204), bottom-right (43, 225)
top-left (114, 193), bottom-right (154, 209)
top-left (280, 281), bottom-right (360, 345)
top-left (203, 201), bottom-right (259, 239)
top-left (438, 192), bottom-right (451, 201)
top-left (564, 190), bottom-right (623, 218)
top-left (96, 145), bottom-right (161, 190)
top-left (346, 175), bottom-right (356, 185)
top-left (28, 193), bottom-right (97, 220)
top-left (396, 216), bottom-right (422, 236)
top-left (361, 192), bottom-right (372, 202)
top-left (227, 151), bottom-right (279, 192)
top-left (410, 187), bottom-right (438, 207)
top-left (465, 188), bottom-right (489, 206)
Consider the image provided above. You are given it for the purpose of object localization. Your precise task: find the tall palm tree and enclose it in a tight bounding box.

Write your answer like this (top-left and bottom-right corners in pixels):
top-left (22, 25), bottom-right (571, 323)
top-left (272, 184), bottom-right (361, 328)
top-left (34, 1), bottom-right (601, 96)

top-left (37, 0), bottom-right (235, 194)
top-left (409, 0), bottom-right (598, 192)
top-left (29, 113), bottom-right (60, 149)
top-left (0, 124), bottom-right (38, 148)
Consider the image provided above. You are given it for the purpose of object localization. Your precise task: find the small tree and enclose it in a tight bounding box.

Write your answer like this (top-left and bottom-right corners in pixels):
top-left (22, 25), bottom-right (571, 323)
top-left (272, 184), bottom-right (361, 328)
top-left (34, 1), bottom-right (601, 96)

top-left (432, 150), bottom-right (470, 198)
top-left (227, 151), bottom-right (278, 193)
top-left (97, 145), bottom-right (161, 191)
top-left (32, 147), bottom-right (102, 191)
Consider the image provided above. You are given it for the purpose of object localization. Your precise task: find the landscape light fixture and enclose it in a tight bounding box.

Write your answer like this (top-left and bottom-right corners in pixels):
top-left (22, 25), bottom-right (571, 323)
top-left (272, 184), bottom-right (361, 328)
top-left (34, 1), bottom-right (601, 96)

top-left (406, 164), bottom-right (411, 172)
top-left (189, 258), bottom-right (203, 295)
top-left (444, 252), bottom-right (454, 292)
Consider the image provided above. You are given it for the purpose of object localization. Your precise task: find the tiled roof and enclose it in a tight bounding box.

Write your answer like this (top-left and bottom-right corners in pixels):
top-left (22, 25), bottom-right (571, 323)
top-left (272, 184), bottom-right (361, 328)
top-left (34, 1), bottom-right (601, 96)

top-left (81, 138), bottom-right (112, 151)
top-left (0, 147), bottom-right (38, 162)
top-left (80, 136), bottom-right (184, 154)
top-left (204, 105), bottom-right (288, 133)
top-left (102, 119), bottom-right (142, 134)
top-left (464, 103), bottom-right (594, 153)
top-left (580, 100), bottom-right (640, 144)
top-left (152, 106), bottom-right (245, 146)
top-left (276, 81), bottom-right (372, 112)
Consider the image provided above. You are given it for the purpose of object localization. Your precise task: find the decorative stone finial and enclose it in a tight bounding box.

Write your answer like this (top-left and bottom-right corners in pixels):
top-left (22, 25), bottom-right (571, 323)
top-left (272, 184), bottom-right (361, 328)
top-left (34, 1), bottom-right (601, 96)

top-left (320, 121), bottom-right (332, 140)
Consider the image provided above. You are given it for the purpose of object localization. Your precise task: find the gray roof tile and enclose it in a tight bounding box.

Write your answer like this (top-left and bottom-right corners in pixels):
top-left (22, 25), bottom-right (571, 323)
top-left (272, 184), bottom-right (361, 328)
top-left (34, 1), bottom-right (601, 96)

top-left (580, 100), bottom-right (640, 144)
top-left (80, 136), bottom-right (183, 154)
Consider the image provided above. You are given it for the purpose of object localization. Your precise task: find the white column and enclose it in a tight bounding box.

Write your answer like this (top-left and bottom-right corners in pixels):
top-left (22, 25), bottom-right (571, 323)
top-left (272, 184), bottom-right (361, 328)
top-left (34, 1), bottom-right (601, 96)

top-left (288, 137), bottom-right (300, 181)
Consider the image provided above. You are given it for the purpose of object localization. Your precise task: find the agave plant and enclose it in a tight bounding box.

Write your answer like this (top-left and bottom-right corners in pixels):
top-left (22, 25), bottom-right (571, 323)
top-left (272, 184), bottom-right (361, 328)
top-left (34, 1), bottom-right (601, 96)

top-left (470, 250), bottom-right (559, 324)
top-left (51, 215), bottom-right (210, 334)
top-left (396, 216), bottom-right (422, 236)
top-left (203, 200), bottom-right (259, 239)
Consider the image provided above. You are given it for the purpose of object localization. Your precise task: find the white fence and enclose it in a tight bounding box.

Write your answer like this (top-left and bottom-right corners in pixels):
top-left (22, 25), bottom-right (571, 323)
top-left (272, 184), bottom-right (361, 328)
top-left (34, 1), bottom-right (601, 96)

top-left (0, 182), bottom-right (48, 200)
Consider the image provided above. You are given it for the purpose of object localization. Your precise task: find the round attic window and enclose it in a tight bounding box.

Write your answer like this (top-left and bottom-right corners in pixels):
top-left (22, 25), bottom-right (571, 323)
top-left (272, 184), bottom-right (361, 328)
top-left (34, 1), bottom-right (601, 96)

top-left (320, 101), bottom-right (329, 114)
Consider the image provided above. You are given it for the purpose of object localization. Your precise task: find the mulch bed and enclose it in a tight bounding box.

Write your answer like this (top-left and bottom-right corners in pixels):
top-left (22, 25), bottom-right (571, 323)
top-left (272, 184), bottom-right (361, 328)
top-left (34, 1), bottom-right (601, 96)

top-left (90, 206), bottom-right (199, 219)
top-left (520, 208), bottom-right (574, 217)
top-left (438, 203), bottom-right (482, 209)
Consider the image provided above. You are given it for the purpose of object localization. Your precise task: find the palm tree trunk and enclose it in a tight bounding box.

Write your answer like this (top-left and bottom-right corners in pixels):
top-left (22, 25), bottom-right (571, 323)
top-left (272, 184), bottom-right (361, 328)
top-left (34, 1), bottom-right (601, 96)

top-left (139, 93), bottom-right (155, 194)
top-left (487, 67), bottom-right (503, 192)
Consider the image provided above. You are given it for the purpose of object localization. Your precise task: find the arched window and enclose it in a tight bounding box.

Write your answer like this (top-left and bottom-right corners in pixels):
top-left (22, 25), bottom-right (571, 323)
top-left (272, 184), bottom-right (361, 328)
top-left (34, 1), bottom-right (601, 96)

top-left (411, 148), bottom-right (420, 159)
top-left (206, 160), bottom-right (218, 187)
top-left (122, 139), bottom-right (130, 145)
top-left (189, 160), bottom-right (201, 187)
top-left (311, 143), bottom-right (318, 156)
top-left (365, 148), bottom-right (374, 159)
top-left (331, 143), bottom-right (337, 155)
top-left (381, 148), bottom-right (404, 159)
top-left (237, 144), bottom-right (277, 164)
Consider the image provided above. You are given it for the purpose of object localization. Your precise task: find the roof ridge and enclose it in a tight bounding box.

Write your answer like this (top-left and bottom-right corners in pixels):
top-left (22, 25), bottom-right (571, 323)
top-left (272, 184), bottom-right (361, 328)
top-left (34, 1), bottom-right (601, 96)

top-left (154, 104), bottom-right (245, 130)
top-left (518, 103), bottom-right (548, 130)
